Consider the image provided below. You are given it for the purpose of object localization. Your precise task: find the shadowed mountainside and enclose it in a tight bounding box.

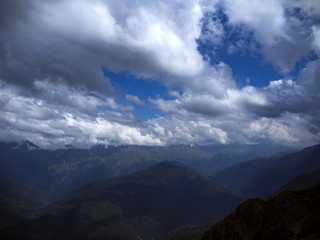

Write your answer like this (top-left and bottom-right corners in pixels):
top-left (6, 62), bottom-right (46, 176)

top-left (213, 144), bottom-right (320, 198)
top-left (0, 173), bottom-right (46, 229)
top-left (0, 142), bottom-right (263, 201)
top-left (0, 141), bottom-right (267, 227)
top-left (0, 162), bottom-right (242, 240)
top-left (269, 168), bottom-right (320, 198)
top-left (201, 183), bottom-right (320, 240)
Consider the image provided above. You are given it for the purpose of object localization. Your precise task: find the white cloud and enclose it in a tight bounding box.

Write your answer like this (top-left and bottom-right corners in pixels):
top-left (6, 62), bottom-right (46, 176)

top-left (37, 0), bottom-right (205, 79)
top-left (147, 116), bottom-right (229, 145)
top-left (0, 81), bottom-right (161, 148)
top-left (0, 0), bottom-right (319, 149)
top-left (243, 114), bottom-right (319, 146)
top-left (150, 82), bottom-right (268, 118)
top-left (222, 0), bottom-right (317, 72)
top-left (126, 94), bottom-right (145, 105)
top-left (224, 0), bottom-right (287, 46)
top-left (0, 0), bottom-right (209, 100)
top-left (1, 79), bottom-right (319, 149)
top-left (311, 26), bottom-right (320, 53)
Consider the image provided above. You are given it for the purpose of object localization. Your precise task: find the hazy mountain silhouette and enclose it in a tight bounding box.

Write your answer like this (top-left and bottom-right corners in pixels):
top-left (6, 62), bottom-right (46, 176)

top-left (0, 162), bottom-right (242, 240)
top-left (0, 140), bottom-right (269, 226)
top-left (213, 144), bottom-right (320, 198)
top-left (0, 140), bottom-right (309, 235)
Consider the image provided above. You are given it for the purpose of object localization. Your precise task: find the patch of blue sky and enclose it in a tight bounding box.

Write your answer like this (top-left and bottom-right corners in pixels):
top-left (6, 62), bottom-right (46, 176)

top-left (102, 68), bottom-right (168, 121)
top-left (132, 104), bottom-right (164, 122)
top-left (103, 68), bottom-right (168, 100)
top-left (197, 10), bottom-right (282, 88)
top-left (212, 49), bottom-right (282, 88)
top-left (196, 8), bottom-right (317, 88)
top-left (96, 105), bottom-right (114, 112)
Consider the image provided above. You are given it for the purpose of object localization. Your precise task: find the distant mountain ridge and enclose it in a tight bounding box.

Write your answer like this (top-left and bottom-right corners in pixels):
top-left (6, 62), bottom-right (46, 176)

top-left (0, 162), bottom-right (242, 240)
top-left (0, 140), bottom-right (313, 232)
top-left (269, 168), bottom-right (320, 198)
top-left (0, 140), bottom-right (277, 204)
top-left (213, 143), bottom-right (320, 198)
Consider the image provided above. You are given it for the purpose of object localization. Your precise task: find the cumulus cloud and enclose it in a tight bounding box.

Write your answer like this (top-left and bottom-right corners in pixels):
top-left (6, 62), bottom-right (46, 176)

top-left (222, 0), bottom-right (319, 72)
top-left (145, 112), bottom-right (319, 147)
top-left (0, 0), bottom-right (205, 95)
top-left (242, 114), bottom-right (320, 146)
top-left (0, 81), bottom-right (160, 148)
top-left (147, 116), bottom-right (229, 145)
top-left (225, 0), bottom-right (287, 45)
top-left (0, 0), bottom-right (319, 148)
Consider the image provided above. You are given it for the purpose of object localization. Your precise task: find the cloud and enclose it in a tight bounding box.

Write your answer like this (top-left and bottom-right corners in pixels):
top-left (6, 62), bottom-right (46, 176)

top-left (222, 0), bottom-right (318, 72)
top-left (0, 81), bottom-right (160, 148)
top-left (147, 116), bottom-right (229, 145)
top-left (225, 0), bottom-right (287, 45)
top-left (311, 26), bottom-right (320, 53)
top-left (0, 0), bottom-right (206, 96)
top-left (243, 113), bottom-right (320, 146)
top-left (1, 76), bottom-right (319, 149)
top-left (126, 94), bottom-right (145, 105)
top-left (145, 112), bottom-right (319, 147)
top-left (0, 0), bottom-right (319, 149)
top-left (150, 81), bottom-right (268, 118)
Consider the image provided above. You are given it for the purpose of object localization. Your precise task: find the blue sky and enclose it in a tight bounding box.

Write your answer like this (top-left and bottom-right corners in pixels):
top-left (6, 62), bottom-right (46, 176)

top-left (104, 70), bottom-right (167, 121)
top-left (0, 0), bottom-right (319, 149)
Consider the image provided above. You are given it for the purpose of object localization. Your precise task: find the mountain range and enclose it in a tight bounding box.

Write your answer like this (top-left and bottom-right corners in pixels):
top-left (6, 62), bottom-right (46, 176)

top-left (0, 141), bottom-right (282, 211)
top-left (0, 141), bottom-right (319, 239)
top-left (0, 162), bottom-right (242, 240)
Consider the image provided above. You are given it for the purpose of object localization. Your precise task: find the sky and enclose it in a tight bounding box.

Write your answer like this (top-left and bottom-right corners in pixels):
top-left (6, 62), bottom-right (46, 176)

top-left (0, 0), bottom-right (320, 149)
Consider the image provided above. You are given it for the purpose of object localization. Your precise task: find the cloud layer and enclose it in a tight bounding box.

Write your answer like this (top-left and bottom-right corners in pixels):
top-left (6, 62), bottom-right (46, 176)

top-left (0, 0), bottom-right (319, 148)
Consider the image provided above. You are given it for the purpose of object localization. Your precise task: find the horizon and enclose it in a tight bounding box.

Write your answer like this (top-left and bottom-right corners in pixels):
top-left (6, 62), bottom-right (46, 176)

top-left (1, 0), bottom-right (319, 149)
top-left (2, 138), bottom-right (312, 153)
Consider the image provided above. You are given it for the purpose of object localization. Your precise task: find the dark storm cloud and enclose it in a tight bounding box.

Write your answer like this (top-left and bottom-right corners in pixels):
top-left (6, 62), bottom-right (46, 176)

top-left (0, 16), bottom-right (113, 96)
top-left (0, 0), bottom-right (34, 27)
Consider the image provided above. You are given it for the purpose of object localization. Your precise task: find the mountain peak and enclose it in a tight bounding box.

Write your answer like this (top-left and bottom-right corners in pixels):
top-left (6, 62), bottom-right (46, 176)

top-left (150, 161), bottom-right (188, 170)
top-left (12, 140), bottom-right (40, 151)
top-left (128, 161), bottom-right (200, 183)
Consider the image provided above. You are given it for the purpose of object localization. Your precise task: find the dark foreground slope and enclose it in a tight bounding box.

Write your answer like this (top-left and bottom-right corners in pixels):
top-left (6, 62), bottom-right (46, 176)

top-left (0, 174), bottom-right (46, 229)
top-left (0, 162), bottom-right (242, 240)
top-left (214, 144), bottom-right (320, 198)
top-left (202, 183), bottom-right (320, 240)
